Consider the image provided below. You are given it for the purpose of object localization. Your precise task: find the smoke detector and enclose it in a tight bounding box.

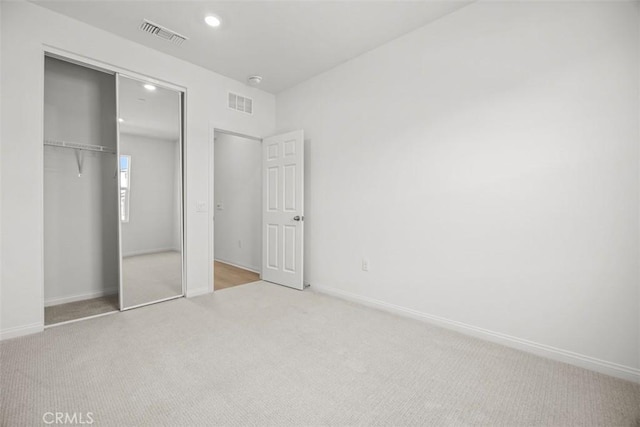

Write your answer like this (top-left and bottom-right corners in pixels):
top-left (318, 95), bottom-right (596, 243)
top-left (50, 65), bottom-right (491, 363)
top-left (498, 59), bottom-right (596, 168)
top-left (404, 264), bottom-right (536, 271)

top-left (139, 19), bottom-right (188, 46)
top-left (247, 75), bottom-right (263, 86)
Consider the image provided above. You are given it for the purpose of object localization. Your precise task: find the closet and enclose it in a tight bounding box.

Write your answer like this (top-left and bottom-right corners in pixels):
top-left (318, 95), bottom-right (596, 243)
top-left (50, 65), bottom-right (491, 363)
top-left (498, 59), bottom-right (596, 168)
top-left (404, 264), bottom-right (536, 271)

top-left (43, 55), bottom-right (184, 325)
top-left (44, 57), bottom-right (119, 324)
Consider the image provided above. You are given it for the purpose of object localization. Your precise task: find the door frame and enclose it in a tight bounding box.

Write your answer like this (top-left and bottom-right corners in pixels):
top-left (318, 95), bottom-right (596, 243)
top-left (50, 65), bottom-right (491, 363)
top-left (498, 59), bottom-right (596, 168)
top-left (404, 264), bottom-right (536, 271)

top-left (208, 125), bottom-right (263, 292)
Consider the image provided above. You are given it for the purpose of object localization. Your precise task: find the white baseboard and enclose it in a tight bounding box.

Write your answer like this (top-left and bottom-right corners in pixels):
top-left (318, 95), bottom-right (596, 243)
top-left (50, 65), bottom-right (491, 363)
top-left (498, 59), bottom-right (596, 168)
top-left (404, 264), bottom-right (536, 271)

top-left (312, 284), bottom-right (640, 384)
top-left (123, 247), bottom-right (180, 258)
top-left (186, 287), bottom-right (211, 298)
top-left (45, 288), bottom-right (118, 307)
top-left (214, 258), bottom-right (261, 274)
top-left (0, 322), bottom-right (43, 341)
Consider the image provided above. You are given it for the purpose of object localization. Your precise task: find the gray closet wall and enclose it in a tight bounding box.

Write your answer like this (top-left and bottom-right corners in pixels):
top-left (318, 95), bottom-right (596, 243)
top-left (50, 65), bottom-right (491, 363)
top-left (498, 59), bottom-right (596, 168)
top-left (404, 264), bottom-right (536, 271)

top-left (43, 57), bottom-right (119, 305)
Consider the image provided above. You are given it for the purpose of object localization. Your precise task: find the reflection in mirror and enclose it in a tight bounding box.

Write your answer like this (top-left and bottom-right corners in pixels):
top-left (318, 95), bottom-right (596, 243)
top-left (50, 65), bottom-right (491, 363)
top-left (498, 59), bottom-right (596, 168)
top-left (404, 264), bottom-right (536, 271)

top-left (118, 76), bottom-right (183, 309)
top-left (120, 155), bottom-right (131, 223)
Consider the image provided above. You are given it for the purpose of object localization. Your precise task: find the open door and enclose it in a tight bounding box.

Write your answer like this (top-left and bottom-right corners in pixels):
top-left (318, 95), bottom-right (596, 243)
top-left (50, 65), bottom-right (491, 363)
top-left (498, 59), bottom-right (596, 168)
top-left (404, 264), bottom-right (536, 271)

top-left (262, 130), bottom-right (304, 290)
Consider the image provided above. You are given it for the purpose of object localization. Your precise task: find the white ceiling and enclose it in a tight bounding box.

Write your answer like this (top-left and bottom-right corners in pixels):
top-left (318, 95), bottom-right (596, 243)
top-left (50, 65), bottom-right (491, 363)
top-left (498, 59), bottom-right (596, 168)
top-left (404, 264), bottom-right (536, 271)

top-left (119, 76), bottom-right (181, 140)
top-left (32, 0), bottom-right (472, 94)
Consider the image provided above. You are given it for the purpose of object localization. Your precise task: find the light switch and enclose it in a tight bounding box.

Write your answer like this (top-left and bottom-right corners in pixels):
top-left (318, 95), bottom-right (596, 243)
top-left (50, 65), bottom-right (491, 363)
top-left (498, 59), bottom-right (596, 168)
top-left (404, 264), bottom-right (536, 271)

top-left (216, 202), bottom-right (224, 211)
top-left (196, 201), bottom-right (207, 213)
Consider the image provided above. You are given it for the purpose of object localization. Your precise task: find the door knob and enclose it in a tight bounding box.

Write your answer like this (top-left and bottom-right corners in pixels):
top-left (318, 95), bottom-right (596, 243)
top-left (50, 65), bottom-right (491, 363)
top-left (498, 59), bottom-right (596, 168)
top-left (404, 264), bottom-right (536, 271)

top-left (293, 215), bottom-right (303, 222)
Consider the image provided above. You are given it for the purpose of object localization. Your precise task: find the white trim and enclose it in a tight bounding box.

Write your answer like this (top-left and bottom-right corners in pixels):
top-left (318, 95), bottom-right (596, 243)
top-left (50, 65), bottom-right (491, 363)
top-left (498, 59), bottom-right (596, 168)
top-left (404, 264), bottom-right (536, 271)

top-left (186, 287), bottom-right (211, 298)
top-left (45, 288), bottom-right (118, 307)
top-left (120, 294), bottom-right (183, 311)
top-left (0, 323), bottom-right (44, 341)
top-left (38, 50), bottom-right (46, 328)
top-left (116, 72), bottom-right (124, 313)
top-left (208, 124), bottom-right (215, 294)
top-left (215, 128), bottom-right (262, 142)
top-left (44, 310), bottom-right (118, 329)
top-left (214, 258), bottom-right (261, 274)
top-left (122, 247), bottom-right (181, 258)
top-left (311, 284), bottom-right (640, 384)
top-left (216, 280), bottom-right (264, 291)
top-left (179, 89), bottom-right (187, 303)
top-left (43, 46), bottom-right (187, 92)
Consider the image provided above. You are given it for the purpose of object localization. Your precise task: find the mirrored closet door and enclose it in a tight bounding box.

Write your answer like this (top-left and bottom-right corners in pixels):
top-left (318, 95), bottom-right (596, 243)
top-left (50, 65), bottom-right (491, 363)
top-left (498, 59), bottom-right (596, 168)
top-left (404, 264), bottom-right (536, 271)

top-left (117, 75), bottom-right (184, 309)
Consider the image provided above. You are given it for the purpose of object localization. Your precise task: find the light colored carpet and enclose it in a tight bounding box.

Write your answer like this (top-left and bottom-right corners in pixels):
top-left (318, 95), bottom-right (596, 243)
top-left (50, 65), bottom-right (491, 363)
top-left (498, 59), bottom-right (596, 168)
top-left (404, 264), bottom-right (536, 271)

top-left (122, 251), bottom-right (182, 308)
top-left (45, 294), bottom-right (119, 325)
top-left (1, 282), bottom-right (639, 426)
top-left (214, 261), bottom-right (260, 290)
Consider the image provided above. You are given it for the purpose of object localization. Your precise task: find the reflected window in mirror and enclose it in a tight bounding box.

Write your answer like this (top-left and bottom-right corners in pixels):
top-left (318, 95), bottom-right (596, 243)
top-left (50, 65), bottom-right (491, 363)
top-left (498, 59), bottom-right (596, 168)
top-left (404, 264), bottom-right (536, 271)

top-left (120, 155), bottom-right (131, 222)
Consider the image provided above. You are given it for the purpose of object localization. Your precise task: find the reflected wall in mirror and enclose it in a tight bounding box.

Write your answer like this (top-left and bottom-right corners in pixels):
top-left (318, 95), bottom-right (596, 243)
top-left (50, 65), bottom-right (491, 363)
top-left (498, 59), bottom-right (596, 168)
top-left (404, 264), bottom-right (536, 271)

top-left (118, 76), bottom-right (183, 309)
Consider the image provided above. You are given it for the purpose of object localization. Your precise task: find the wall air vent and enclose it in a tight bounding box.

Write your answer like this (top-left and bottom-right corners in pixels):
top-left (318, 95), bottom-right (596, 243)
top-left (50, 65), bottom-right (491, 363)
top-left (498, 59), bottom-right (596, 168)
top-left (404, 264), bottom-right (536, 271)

top-left (139, 19), bottom-right (188, 46)
top-left (228, 92), bottom-right (253, 115)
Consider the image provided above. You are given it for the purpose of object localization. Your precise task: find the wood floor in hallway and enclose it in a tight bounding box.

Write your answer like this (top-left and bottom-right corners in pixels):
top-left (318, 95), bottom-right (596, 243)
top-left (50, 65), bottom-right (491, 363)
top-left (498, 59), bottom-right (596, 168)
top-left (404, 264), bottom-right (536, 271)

top-left (214, 261), bottom-right (260, 291)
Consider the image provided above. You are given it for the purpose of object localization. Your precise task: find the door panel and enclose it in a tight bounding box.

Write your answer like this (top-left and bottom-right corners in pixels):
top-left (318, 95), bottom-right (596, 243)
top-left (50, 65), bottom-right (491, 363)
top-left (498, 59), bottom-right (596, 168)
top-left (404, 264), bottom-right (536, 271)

top-left (262, 130), bottom-right (304, 289)
top-left (117, 74), bottom-right (184, 309)
top-left (284, 164), bottom-right (296, 211)
top-left (283, 225), bottom-right (296, 272)
top-left (267, 224), bottom-right (279, 269)
top-left (267, 167), bottom-right (279, 210)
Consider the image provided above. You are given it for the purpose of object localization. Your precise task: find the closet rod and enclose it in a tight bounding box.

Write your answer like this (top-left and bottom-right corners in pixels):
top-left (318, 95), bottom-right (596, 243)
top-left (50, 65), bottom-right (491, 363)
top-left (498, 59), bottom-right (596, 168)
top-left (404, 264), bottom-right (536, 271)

top-left (44, 139), bottom-right (116, 154)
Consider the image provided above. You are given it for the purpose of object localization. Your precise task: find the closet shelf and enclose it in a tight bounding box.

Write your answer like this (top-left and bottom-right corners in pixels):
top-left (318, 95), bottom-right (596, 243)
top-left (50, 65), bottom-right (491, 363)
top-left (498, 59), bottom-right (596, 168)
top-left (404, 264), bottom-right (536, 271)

top-left (44, 139), bottom-right (116, 154)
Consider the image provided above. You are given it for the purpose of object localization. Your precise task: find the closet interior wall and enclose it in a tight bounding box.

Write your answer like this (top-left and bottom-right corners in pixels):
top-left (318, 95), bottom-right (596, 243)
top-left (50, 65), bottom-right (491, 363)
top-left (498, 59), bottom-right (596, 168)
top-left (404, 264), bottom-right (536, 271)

top-left (43, 57), bottom-right (119, 307)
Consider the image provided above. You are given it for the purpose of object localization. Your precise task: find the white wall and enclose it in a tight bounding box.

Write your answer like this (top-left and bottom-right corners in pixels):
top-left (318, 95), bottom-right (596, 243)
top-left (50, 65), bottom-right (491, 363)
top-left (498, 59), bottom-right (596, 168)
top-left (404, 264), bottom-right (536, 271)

top-left (44, 57), bottom-right (119, 305)
top-left (214, 133), bottom-right (261, 273)
top-left (0, 1), bottom-right (3, 335)
top-left (120, 134), bottom-right (180, 257)
top-left (277, 1), bottom-right (640, 380)
top-left (0, 0), bottom-right (275, 339)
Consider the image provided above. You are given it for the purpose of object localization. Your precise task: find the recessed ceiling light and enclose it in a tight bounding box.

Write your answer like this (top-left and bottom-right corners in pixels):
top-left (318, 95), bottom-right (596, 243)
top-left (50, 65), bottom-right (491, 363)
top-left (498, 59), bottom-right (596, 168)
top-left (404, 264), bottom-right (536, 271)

top-left (205, 15), bottom-right (221, 27)
top-left (118, 118), bottom-right (124, 123)
top-left (143, 84), bottom-right (156, 91)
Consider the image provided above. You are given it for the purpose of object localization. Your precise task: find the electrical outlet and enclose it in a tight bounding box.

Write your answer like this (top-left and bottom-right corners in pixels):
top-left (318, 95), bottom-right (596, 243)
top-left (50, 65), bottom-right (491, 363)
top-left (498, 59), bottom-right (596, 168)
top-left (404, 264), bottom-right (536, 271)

top-left (362, 258), bottom-right (369, 272)
top-left (216, 202), bottom-right (224, 211)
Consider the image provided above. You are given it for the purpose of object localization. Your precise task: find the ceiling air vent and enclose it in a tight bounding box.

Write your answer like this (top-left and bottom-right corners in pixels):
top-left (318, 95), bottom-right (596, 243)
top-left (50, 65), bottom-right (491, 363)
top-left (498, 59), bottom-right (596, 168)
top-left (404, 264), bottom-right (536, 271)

top-left (228, 92), bottom-right (253, 115)
top-left (139, 19), bottom-right (188, 46)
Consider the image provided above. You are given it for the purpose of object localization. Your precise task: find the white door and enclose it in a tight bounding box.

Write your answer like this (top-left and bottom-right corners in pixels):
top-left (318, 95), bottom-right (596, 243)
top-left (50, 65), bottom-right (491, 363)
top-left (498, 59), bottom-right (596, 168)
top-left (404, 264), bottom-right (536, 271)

top-left (262, 130), bottom-right (304, 290)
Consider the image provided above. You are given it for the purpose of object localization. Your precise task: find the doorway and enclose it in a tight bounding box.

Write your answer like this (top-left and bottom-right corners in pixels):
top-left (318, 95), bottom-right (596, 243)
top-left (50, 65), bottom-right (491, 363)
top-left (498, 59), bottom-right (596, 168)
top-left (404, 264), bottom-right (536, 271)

top-left (213, 130), bottom-right (262, 290)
